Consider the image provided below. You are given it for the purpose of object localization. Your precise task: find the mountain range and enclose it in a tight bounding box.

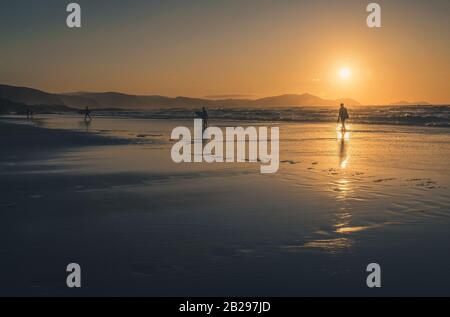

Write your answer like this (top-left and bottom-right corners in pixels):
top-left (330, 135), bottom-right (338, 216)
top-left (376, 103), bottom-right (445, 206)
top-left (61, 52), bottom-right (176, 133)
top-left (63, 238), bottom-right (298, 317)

top-left (0, 84), bottom-right (360, 110)
top-left (389, 100), bottom-right (431, 106)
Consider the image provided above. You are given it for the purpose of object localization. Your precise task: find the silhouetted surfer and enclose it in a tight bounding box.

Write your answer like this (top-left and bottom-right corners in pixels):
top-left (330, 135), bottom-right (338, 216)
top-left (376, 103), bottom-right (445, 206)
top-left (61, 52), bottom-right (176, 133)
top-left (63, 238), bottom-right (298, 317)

top-left (196, 107), bottom-right (208, 131)
top-left (337, 103), bottom-right (349, 131)
top-left (84, 106), bottom-right (92, 122)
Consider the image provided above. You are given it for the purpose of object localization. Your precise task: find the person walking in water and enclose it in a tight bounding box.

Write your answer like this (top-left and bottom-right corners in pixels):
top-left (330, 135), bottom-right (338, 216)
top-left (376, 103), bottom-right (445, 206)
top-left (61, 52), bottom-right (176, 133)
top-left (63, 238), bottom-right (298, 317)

top-left (337, 103), bottom-right (349, 131)
top-left (26, 108), bottom-right (34, 120)
top-left (84, 106), bottom-right (92, 121)
top-left (200, 106), bottom-right (208, 131)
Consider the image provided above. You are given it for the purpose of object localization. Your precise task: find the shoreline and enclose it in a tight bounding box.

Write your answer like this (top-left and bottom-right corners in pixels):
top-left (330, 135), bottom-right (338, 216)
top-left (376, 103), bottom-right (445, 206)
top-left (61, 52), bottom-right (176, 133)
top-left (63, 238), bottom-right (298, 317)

top-left (2, 104), bottom-right (450, 129)
top-left (0, 118), bottom-right (126, 163)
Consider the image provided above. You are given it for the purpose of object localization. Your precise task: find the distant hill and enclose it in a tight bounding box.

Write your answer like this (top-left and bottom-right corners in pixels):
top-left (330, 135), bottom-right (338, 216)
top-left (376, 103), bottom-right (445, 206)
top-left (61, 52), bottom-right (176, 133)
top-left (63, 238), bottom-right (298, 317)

top-left (0, 84), bottom-right (361, 110)
top-left (250, 94), bottom-right (359, 107)
top-left (390, 100), bottom-right (431, 106)
top-left (0, 98), bottom-right (74, 114)
top-left (0, 84), bottom-right (64, 105)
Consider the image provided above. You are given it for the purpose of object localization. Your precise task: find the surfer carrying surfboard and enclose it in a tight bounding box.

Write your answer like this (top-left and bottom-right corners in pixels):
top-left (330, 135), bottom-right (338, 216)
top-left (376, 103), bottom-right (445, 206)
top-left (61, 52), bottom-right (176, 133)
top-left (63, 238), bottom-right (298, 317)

top-left (337, 103), bottom-right (349, 131)
top-left (195, 107), bottom-right (209, 131)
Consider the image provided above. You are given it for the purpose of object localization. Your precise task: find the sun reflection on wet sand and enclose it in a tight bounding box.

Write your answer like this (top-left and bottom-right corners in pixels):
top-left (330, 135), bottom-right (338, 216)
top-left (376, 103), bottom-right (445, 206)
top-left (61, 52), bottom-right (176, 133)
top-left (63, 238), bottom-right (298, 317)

top-left (296, 127), bottom-right (358, 254)
top-left (330, 128), bottom-right (357, 250)
top-left (293, 238), bottom-right (353, 254)
top-left (336, 226), bottom-right (369, 234)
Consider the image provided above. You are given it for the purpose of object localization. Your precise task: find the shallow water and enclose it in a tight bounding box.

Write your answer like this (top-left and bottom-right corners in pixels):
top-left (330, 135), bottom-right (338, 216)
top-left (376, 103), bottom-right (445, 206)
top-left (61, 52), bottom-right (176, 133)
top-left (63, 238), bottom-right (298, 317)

top-left (2, 115), bottom-right (450, 296)
top-left (27, 104), bottom-right (450, 127)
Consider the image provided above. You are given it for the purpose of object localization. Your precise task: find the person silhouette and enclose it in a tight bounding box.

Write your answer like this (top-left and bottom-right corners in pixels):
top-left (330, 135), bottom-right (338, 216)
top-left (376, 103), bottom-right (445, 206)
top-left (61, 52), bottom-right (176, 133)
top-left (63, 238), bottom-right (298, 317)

top-left (337, 103), bottom-right (349, 131)
top-left (84, 106), bottom-right (92, 121)
top-left (200, 107), bottom-right (208, 131)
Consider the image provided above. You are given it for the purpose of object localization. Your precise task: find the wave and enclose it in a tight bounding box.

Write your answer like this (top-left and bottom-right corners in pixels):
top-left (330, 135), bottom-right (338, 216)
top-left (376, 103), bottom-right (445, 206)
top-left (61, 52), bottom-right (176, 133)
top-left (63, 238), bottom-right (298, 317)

top-left (91, 106), bottom-right (450, 128)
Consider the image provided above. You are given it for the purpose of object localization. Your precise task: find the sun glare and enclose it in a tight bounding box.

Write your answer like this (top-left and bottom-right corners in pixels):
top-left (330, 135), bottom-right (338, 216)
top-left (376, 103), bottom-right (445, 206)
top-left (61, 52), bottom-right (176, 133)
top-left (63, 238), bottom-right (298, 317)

top-left (339, 67), bottom-right (351, 79)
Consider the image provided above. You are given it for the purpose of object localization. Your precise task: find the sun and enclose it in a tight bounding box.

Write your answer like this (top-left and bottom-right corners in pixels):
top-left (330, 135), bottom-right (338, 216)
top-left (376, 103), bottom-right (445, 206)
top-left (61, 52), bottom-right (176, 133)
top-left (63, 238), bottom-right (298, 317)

top-left (339, 67), bottom-right (351, 79)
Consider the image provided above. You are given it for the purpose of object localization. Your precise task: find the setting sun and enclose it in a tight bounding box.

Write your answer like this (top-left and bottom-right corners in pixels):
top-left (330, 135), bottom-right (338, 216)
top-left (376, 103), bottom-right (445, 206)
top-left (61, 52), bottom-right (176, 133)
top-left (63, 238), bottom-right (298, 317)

top-left (339, 67), bottom-right (351, 79)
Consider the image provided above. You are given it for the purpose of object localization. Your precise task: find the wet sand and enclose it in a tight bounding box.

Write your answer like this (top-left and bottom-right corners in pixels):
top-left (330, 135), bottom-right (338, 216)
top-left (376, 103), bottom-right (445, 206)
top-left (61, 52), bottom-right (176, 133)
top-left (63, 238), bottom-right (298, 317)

top-left (1, 117), bottom-right (450, 296)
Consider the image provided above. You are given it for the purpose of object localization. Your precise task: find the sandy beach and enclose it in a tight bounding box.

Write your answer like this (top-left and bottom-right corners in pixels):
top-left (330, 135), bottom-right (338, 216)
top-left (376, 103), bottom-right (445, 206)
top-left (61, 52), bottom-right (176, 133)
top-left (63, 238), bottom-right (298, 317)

top-left (1, 116), bottom-right (449, 296)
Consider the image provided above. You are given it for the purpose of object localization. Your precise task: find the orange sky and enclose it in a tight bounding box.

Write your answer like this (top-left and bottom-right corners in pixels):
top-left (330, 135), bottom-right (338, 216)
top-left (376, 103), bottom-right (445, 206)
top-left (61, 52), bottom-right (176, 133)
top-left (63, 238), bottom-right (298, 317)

top-left (1, 0), bottom-right (449, 104)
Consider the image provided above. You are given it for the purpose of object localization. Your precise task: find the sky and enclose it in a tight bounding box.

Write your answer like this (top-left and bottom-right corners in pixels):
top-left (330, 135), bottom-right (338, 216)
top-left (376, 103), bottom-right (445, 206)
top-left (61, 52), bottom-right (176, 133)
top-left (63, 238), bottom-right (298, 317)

top-left (0, 0), bottom-right (449, 104)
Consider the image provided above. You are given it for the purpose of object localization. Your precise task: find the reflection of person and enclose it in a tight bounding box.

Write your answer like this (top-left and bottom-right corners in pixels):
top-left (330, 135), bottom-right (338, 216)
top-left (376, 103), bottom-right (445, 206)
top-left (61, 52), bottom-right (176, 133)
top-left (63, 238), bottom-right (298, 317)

top-left (337, 103), bottom-right (349, 130)
top-left (339, 137), bottom-right (347, 168)
top-left (84, 106), bottom-right (92, 121)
